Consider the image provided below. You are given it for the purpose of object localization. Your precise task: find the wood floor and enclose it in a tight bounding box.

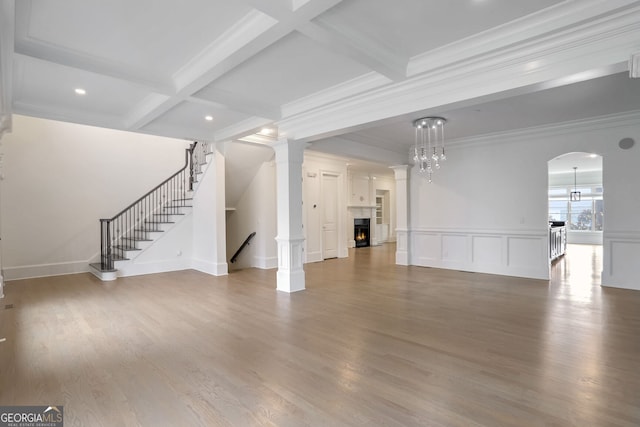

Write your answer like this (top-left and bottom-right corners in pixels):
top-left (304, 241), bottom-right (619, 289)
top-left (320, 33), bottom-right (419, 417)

top-left (1, 244), bottom-right (639, 426)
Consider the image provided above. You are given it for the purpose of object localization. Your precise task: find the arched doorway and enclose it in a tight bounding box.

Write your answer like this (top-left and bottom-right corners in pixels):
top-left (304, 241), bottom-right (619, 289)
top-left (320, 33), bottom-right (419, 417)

top-left (548, 152), bottom-right (603, 287)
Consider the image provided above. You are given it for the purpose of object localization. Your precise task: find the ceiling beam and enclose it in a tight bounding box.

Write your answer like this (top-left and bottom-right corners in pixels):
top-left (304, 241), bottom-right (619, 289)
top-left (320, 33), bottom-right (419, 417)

top-left (126, 0), bottom-right (347, 132)
top-left (298, 20), bottom-right (407, 81)
top-left (238, 0), bottom-right (293, 20)
top-left (188, 89), bottom-right (280, 120)
top-left (13, 2), bottom-right (174, 94)
top-left (309, 136), bottom-right (407, 166)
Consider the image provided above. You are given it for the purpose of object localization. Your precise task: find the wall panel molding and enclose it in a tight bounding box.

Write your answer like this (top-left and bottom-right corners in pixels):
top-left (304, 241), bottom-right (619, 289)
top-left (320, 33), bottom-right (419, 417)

top-left (411, 228), bottom-right (549, 280)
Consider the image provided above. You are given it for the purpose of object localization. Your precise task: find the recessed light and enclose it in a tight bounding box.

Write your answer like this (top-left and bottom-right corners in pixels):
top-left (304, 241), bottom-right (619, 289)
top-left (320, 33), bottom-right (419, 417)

top-left (74, 88), bottom-right (86, 95)
top-left (589, 154), bottom-right (597, 158)
top-left (204, 115), bottom-right (213, 121)
top-left (260, 128), bottom-right (273, 135)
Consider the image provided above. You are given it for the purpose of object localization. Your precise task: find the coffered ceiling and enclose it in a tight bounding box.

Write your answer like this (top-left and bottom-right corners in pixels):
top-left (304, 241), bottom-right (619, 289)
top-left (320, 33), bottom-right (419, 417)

top-left (1, 0), bottom-right (639, 166)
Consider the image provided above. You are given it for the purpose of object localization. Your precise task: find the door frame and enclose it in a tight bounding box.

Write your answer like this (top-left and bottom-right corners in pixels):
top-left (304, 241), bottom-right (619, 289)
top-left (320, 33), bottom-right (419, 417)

top-left (320, 170), bottom-right (346, 259)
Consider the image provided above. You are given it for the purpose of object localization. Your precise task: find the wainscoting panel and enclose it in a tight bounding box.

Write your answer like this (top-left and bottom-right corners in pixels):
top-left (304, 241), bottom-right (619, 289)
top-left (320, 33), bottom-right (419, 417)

top-left (412, 232), bottom-right (441, 265)
top-left (602, 232), bottom-right (640, 290)
top-left (411, 229), bottom-right (549, 280)
top-left (471, 235), bottom-right (503, 268)
top-left (442, 234), bottom-right (467, 269)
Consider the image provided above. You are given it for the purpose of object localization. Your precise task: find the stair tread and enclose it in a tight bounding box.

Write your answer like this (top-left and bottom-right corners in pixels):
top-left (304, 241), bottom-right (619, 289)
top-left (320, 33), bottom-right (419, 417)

top-left (122, 237), bottom-right (153, 242)
top-left (134, 228), bottom-right (164, 232)
top-left (89, 263), bottom-right (117, 273)
top-left (153, 213), bottom-right (185, 216)
top-left (113, 245), bottom-right (141, 251)
top-left (144, 221), bottom-right (175, 224)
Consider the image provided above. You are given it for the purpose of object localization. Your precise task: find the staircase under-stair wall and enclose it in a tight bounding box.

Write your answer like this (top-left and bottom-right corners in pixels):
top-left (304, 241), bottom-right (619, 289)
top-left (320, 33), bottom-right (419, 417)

top-left (89, 142), bottom-right (213, 281)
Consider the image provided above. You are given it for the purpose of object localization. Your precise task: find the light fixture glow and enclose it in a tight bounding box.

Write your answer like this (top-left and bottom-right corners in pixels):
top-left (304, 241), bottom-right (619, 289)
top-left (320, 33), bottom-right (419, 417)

top-left (74, 88), bottom-right (86, 95)
top-left (589, 153), bottom-right (597, 158)
top-left (204, 115), bottom-right (213, 121)
top-left (260, 128), bottom-right (273, 135)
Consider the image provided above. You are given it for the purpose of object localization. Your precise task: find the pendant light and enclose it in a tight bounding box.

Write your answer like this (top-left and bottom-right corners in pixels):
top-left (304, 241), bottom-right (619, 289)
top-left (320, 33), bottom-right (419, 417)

top-left (570, 166), bottom-right (581, 202)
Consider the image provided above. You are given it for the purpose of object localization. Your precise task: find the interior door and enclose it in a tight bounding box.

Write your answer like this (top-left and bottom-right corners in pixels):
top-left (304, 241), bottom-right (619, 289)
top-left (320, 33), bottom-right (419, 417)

top-left (322, 173), bottom-right (339, 259)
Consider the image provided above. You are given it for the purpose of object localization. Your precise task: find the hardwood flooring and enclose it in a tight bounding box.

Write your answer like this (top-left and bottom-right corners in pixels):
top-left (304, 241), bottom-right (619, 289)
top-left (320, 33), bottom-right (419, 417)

top-left (1, 244), bottom-right (639, 426)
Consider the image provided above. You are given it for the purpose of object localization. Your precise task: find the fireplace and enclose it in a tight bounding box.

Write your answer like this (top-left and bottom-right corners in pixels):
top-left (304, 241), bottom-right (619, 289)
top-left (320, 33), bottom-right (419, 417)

top-left (354, 218), bottom-right (370, 248)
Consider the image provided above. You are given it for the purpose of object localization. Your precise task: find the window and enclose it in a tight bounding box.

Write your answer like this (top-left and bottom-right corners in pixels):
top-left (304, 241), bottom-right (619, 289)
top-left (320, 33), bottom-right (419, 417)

top-left (548, 185), bottom-right (603, 232)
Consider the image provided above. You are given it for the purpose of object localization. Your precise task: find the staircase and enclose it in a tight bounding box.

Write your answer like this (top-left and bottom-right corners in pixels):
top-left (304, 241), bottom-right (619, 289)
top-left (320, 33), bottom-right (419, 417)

top-left (89, 141), bottom-right (211, 280)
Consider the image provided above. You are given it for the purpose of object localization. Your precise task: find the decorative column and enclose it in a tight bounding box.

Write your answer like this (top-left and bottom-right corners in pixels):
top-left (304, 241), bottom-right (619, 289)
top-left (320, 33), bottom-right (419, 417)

top-left (272, 139), bottom-right (307, 292)
top-left (391, 165), bottom-right (410, 265)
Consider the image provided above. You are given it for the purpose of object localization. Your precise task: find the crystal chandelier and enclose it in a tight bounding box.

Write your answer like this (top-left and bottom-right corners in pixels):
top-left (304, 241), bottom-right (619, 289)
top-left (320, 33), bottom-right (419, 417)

top-left (413, 117), bottom-right (447, 182)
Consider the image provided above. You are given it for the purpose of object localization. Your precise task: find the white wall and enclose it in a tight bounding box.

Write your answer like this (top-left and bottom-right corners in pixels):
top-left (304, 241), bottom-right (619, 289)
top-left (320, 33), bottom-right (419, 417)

top-left (226, 160), bottom-right (277, 270)
top-left (192, 145), bottom-right (227, 276)
top-left (409, 113), bottom-right (640, 290)
top-left (0, 115), bottom-right (190, 280)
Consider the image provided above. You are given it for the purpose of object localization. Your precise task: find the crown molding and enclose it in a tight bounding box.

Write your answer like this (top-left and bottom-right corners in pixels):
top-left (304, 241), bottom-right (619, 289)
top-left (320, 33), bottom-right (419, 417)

top-left (213, 116), bottom-right (274, 143)
top-left (447, 110), bottom-right (640, 150)
top-left (281, 71), bottom-right (391, 118)
top-left (408, 0), bottom-right (640, 76)
top-left (309, 136), bottom-right (407, 166)
top-left (278, 1), bottom-right (640, 142)
top-left (15, 1), bottom-right (174, 95)
top-left (13, 100), bottom-right (126, 131)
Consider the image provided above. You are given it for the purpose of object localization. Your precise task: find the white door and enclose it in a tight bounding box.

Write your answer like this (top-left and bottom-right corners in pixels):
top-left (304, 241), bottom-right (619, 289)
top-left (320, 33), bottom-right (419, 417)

top-left (322, 173), bottom-right (339, 259)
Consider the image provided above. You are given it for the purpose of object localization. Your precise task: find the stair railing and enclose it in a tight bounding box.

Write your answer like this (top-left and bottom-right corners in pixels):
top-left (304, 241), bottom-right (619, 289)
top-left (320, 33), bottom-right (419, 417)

top-left (230, 232), bottom-right (256, 264)
top-left (99, 141), bottom-right (208, 270)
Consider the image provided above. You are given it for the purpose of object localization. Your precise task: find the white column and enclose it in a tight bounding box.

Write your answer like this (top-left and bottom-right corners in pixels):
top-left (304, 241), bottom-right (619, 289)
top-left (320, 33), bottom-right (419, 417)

top-left (272, 139), bottom-right (307, 292)
top-left (391, 165), bottom-right (410, 266)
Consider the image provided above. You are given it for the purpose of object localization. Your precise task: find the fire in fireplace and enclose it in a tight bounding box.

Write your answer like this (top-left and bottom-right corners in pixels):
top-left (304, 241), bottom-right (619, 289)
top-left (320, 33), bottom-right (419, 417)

top-left (354, 218), bottom-right (370, 248)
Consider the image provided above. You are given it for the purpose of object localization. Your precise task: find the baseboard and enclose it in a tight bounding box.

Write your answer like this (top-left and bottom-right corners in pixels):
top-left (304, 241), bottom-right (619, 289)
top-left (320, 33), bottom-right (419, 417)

top-left (3, 261), bottom-right (90, 281)
top-left (191, 259), bottom-right (228, 276)
top-left (117, 259), bottom-right (193, 278)
top-left (254, 256), bottom-right (277, 269)
top-left (305, 251), bottom-right (322, 263)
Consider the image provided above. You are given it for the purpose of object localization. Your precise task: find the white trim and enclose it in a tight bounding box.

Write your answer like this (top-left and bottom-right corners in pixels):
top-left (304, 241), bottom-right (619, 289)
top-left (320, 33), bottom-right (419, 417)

top-left (3, 260), bottom-right (90, 281)
top-left (172, 10), bottom-right (278, 89)
top-left (602, 232), bottom-right (640, 290)
top-left (411, 228), bottom-right (549, 280)
top-left (449, 110), bottom-right (640, 149)
top-left (408, 0), bottom-right (640, 76)
top-left (282, 71), bottom-right (392, 119)
top-left (254, 255), bottom-right (278, 269)
top-left (191, 259), bottom-right (229, 276)
top-left (278, 4), bottom-right (640, 141)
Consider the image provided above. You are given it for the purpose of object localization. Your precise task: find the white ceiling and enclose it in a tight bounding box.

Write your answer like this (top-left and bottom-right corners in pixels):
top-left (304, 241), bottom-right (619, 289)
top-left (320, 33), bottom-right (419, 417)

top-left (1, 0), bottom-right (639, 169)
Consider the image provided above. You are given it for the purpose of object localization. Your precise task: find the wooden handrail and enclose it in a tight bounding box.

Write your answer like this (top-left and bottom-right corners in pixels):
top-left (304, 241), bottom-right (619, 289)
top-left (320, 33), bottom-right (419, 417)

top-left (230, 232), bottom-right (256, 263)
